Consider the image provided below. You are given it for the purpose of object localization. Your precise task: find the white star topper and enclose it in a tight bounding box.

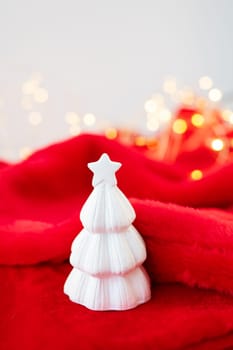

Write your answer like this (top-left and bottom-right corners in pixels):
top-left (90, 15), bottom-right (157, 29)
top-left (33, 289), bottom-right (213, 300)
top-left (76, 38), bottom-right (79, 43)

top-left (88, 153), bottom-right (122, 187)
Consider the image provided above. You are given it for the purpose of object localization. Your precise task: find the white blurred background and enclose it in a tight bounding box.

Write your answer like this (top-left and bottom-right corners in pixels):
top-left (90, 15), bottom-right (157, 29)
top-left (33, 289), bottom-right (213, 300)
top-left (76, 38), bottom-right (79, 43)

top-left (0, 0), bottom-right (233, 160)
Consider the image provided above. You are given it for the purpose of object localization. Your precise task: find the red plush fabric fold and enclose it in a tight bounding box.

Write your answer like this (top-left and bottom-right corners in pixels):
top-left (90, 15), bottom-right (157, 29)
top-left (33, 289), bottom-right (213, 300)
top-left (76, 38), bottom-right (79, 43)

top-left (1, 134), bottom-right (233, 349)
top-left (2, 264), bottom-right (233, 350)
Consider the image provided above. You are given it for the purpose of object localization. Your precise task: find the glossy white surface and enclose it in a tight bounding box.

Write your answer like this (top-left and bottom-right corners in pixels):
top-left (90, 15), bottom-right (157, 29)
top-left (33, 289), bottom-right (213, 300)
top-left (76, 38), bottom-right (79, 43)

top-left (80, 183), bottom-right (136, 233)
top-left (88, 153), bottom-right (121, 187)
top-left (64, 266), bottom-right (151, 311)
top-left (70, 226), bottom-right (147, 276)
top-left (64, 153), bottom-right (151, 310)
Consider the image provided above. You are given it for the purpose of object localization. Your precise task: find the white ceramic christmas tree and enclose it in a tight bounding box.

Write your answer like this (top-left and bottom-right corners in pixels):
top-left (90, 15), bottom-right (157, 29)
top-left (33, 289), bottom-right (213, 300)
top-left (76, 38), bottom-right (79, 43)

top-left (64, 153), bottom-right (151, 310)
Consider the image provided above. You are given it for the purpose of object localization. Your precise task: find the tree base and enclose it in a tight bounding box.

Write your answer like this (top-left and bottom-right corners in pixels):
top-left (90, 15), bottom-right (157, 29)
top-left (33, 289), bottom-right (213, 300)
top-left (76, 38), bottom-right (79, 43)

top-left (64, 266), bottom-right (151, 311)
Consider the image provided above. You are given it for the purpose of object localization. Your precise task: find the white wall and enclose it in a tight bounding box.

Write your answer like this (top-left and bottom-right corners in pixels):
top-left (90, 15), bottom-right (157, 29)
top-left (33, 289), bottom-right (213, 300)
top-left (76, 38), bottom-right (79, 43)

top-left (0, 0), bottom-right (233, 159)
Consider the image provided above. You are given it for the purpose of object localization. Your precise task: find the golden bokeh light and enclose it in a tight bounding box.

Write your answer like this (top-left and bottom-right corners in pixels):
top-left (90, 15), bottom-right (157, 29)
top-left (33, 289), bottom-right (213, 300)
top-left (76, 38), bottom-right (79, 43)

top-left (33, 88), bottom-right (48, 103)
top-left (22, 80), bottom-right (38, 95)
top-left (172, 119), bottom-right (188, 134)
top-left (190, 169), bottom-right (203, 180)
top-left (83, 113), bottom-right (96, 126)
top-left (135, 136), bottom-right (146, 146)
top-left (191, 113), bottom-right (205, 127)
top-left (65, 112), bottom-right (79, 125)
top-left (208, 88), bottom-right (222, 102)
top-left (105, 127), bottom-right (118, 139)
top-left (146, 119), bottom-right (159, 131)
top-left (144, 99), bottom-right (157, 113)
top-left (211, 138), bottom-right (224, 151)
top-left (19, 147), bottom-right (32, 160)
top-left (159, 108), bottom-right (172, 122)
top-left (222, 109), bottom-right (233, 124)
top-left (199, 76), bottom-right (213, 90)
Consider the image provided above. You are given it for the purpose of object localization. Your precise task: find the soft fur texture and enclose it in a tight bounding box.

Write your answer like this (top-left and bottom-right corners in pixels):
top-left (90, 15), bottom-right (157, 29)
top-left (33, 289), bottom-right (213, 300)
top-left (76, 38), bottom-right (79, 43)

top-left (1, 134), bottom-right (233, 349)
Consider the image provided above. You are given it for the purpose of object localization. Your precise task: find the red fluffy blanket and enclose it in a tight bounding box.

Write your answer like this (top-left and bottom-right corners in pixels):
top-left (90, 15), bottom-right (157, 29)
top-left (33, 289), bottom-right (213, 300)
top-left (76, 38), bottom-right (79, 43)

top-left (1, 134), bottom-right (233, 349)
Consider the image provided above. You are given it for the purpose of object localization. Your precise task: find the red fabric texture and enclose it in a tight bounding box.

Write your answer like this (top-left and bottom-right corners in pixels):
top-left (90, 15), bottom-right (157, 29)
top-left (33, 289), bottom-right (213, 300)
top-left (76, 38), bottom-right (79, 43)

top-left (1, 134), bottom-right (233, 349)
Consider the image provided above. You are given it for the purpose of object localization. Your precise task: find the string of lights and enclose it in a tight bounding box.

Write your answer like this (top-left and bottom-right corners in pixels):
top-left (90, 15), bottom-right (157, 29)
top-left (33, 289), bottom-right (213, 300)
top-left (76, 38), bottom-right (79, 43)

top-left (1, 73), bottom-right (233, 179)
